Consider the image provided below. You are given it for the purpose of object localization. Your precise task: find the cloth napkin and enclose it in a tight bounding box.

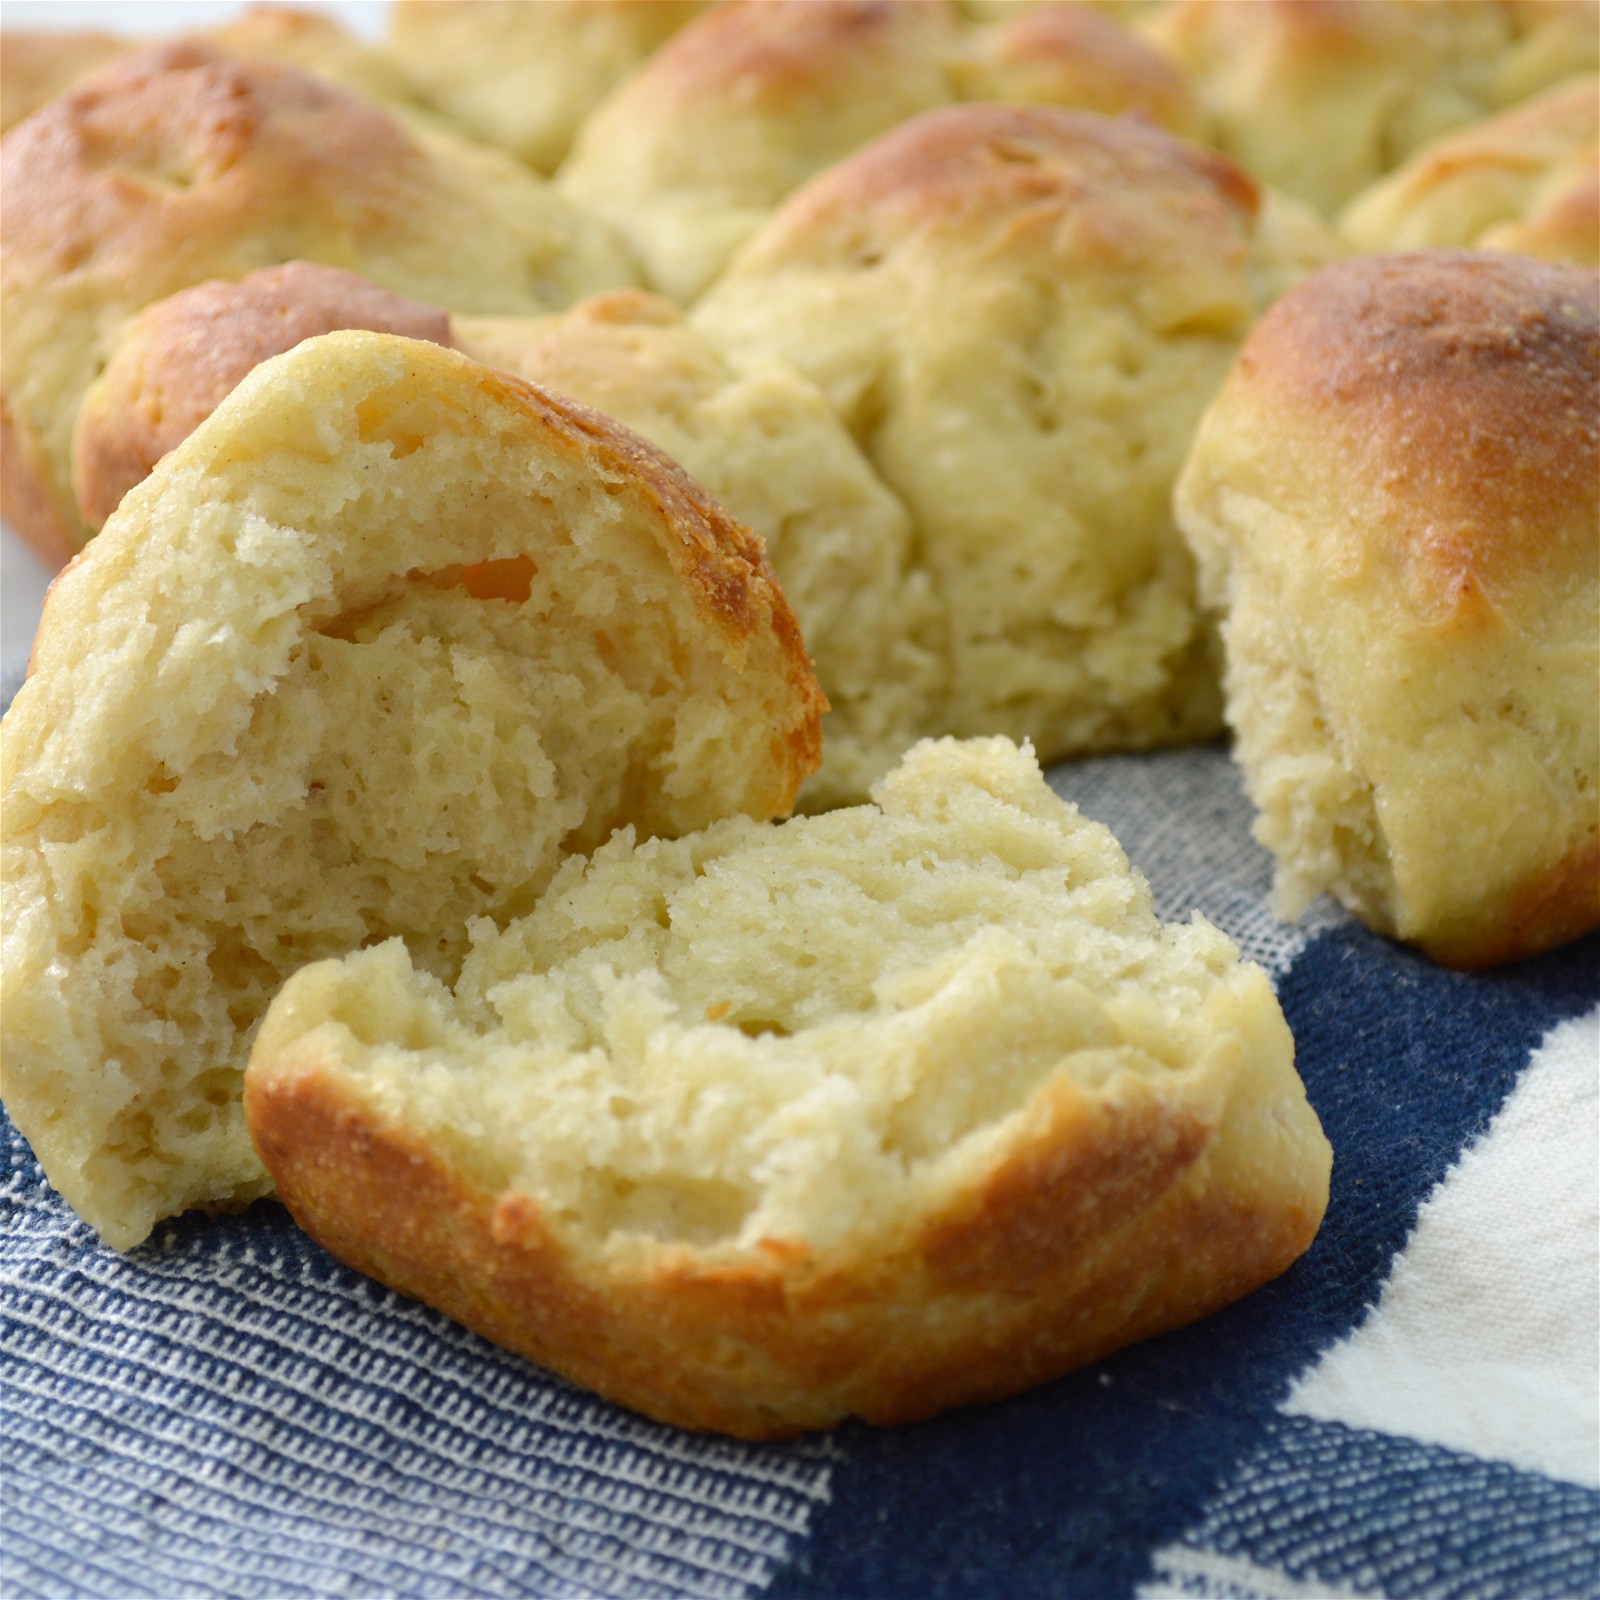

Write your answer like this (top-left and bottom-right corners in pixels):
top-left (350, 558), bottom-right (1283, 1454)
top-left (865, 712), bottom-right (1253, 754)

top-left (3, 651), bottom-right (1596, 1600)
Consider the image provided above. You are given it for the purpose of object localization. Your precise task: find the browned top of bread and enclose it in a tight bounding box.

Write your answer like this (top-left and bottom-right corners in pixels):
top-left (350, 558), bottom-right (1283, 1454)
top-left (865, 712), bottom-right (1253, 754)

top-left (205, 3), bottom-right (421, 109)
top-left (951, 2), bottom-right (1205, 137)
top-left (641, 0), bottom-right (954, 103)
top-left (0, 39), bottom-right (633, 566)
top-left (73, 264), bottom-right (453, 529)
top-left (1234, 252), bottom-right (1598, 620)
top-left (1, 40), bottom-right (413, 269)
top-left (1, 7), bottom-right (420, 134)
top-left (557, 0), bottom-right (1208, 300)
top-left (389, 0), bottom-right (709, 172)
top-left (1176, 251), bottom-right (1599, 968)
top-left (1492, 159), bottom-right (1600, 262)
top-left (723, 100), bottom-right (1259, 292)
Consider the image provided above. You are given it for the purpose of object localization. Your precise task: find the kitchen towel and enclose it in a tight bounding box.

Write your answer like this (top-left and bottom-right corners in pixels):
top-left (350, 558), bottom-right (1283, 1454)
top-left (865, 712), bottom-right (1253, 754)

top-left (3, 674), bottom-right (1596, 1600)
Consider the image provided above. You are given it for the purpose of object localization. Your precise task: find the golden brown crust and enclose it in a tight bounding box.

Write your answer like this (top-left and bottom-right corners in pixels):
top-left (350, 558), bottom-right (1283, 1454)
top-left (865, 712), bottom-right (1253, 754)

top-left (1155, 0), bottom-right (1415, 72)
top-left (736, 101), bottom-right (1260, 270)
top-left (247, 1044), bottom-right (1323, 1439)
top-left (1177, 251), bottom-right (1600, 968)
top-left (1, 42), bottom-right (420, 278)
top-left (206, 3), bottom-right (420, 110)
top-left (389, 0), bottom-right (708, 172)
top-left (1234, 252), bottom-right (1599, 616)
top-left (1486, 157), bottom-right (1600, 267)
top-left (630, 0), bottom-right (956, 106)
top-left (1448, 835), bottom-right (1600, 971)
top-left (1146, 0), bottom-right (1600, 214)
top-left (1, 38), bottom-right (633, 564)
top-left (0, 41), bottom-right (422, 564)
top-left (0, 7), bottom-right (418, 137)
top-left (73, 264), bottom-right (454, 530)
top-left (557, 2), bottom-right (1216, 300)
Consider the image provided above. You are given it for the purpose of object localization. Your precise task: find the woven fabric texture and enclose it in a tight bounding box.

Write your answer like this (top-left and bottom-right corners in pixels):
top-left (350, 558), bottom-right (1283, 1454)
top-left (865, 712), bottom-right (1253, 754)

top-left (3, 669), bottom-right (1596, 1600)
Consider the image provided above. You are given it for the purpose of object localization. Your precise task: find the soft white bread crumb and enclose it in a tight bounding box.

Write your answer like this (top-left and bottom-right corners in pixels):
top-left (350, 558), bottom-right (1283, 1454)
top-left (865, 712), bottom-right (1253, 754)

top-left (246, 737), bottom-right (1331, 1438)
top-left (0, 331), bottom-right (822, 1249)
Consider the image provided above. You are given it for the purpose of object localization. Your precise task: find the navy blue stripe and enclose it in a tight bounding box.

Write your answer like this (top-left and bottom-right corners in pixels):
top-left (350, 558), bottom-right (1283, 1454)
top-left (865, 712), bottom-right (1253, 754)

top-left (3, 1139), bottom-right (830, 1600)
top-left (1181, 1414), bottom-right (1600, 1600)
top-left (769, 924), bottom-right (1600, 1600)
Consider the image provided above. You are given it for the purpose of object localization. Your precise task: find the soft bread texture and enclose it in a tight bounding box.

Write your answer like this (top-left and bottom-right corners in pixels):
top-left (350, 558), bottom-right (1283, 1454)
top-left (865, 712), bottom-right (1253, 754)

top-left (1339, 75), bottom-right (1600, 267)
top-left (70, 267), bottom-right (937, 807)
top-left (695, 104), bottom-right (1339, 764)
top-left (389, 0), bottom-right (709, 175)
top-left (1144, 0), bottom-right (1600, 216)
top-left (0, 40), bottom-right (636, 567)
top-left (0, 331), bottom-right (823, 1250)
top-left (558, 0), bottom-right (1206, 302)
top-left (245, 737), bottom-right (1332, 1440)
top-left (1175, 252), bottom-right (1600, 969)
top-left (458, 292), bottom-right (942, 809)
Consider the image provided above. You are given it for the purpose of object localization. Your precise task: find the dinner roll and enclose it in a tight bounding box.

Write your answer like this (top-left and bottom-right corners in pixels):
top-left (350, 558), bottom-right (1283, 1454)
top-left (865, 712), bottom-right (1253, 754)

top-left (71, 266), bottom-right (939, 807)
top-left (559, 0), bottom-right (1205, 302)
top-left (389, 0), bottom-right (709, 174)
top-left (1144, 0), bottom-right (1600, 216)
top-left (1174, 252), bottom-right (1599, 969)
top-left (0, 331), bottom-right (822, 1250)
top-left (1339, 75), bottom-right (1599, 268)
top-left (0, 41), bottom-right (635, 567)
top-left (246, 736), bottom-right (1332, 1439)
top-left (695, 104), bottom-right (1338, 764)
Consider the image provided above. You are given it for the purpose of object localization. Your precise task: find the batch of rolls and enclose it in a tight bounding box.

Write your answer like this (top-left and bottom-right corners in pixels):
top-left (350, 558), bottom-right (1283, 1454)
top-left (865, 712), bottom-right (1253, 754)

top-left (1, 0), bottom-right (1595, 1439)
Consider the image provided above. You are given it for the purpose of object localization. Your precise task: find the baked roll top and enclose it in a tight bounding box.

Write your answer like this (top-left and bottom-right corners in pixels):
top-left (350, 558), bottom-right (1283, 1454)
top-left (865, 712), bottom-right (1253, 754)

top-left (1176, 251), bottom-right (1600, 967)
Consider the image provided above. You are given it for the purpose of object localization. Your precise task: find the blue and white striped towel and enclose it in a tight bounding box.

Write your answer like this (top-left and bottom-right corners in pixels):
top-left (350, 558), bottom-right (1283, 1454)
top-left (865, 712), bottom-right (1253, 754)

top-left (4, 653), bottom-right (1595, 1599)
